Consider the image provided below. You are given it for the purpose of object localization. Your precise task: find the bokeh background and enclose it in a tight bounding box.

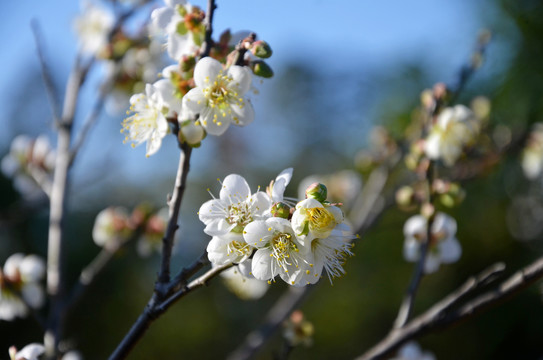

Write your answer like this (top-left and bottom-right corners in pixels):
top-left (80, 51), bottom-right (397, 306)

top-left (2, 0), bottom-right (543, 358)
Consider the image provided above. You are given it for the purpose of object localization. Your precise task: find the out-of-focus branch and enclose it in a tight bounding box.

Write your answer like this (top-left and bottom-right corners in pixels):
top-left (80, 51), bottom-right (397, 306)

top-left (356, 257), bottom-right (543, 360)
top-left (31, 20), bottom-right (61, 125)
top-left (45, 54), bottom-right (86, 358)
top-left (226, 286), bottom-right (312, 360)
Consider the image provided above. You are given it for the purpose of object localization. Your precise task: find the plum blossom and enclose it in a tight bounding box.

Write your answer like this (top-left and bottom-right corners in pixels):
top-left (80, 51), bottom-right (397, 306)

top-left (92, 207), bottom-right (131, 250)
top-left (267, 167), bottom-right (293, 204)
top-left (1, 135), bottom-right (55, 198)
top-left (403, 212), bottom-right (461, 274)
top-left (244, 217), bottom-right (310, 286)
top-left (291, 198), bottom-right (344, 243)
top-left (121, 81), bottom-right (178, 156)
top-left (424, 105), bottom-right (479, 166)
top-left (0, 254), bottom-right (46, 321)
top-left (151, 0), bottom-right (202, 61)
top-left (183, 57), bottom-right (254, 136)
top-left (74, 1), bottom-right (115, 56)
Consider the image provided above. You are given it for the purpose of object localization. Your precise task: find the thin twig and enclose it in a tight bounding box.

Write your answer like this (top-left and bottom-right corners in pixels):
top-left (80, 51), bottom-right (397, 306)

top-left (226, 286), bottom-right (311, 360)
top-left (200, 0), bottom-right (217, 59)
top-left (356, 257), bottom-right (543, 360)
top-left (69, 76), bottom-right (115, 165)
top-left (31, 20), bottom-right (61, 125)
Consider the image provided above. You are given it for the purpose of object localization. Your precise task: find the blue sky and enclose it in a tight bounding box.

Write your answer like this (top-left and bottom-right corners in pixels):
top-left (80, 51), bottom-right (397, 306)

top-left (0, 0), bottom-right (501, 201)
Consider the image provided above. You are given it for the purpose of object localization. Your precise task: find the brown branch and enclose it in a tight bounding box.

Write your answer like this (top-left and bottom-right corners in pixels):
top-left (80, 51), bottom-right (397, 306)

top-left (356, 257), bottom-right (543, 360)
top-left (199, 0), bottom-right (217, 59)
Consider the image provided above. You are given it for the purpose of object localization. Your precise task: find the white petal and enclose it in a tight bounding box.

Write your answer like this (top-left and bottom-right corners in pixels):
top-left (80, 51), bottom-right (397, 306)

top-left (183, 88), bottom-right (206, 115)
top-left (15, 343), bottom-right (45, 360)
top-left (19, 255), bottom-right (45, 282)
top-left (271, 168), bottom-right (293, 203)
top-left (403, 238), bottom-right (420, 262)
top-left (250, 191), bottom-right (272, 218)
top-left (3, 253), bottom-right (24, 278)
top-left (231, 101), bottom-right (255, 127)
top-left (439, 237), bottom-right (462, 264)
top-left (251, 248), bottom-right (273, 281)
top-left (200, 107), bottom-right (231, 136)
top-left (151, 7), bottom-right (174, 30)
top-left (227, 65), bottom-right (252, 95)
top-left (403, 215), bottom-right (427, 237)
top-left (168, 33), bottom-right (196, 60)
top-left (220, 174), bottom-right (251, 202)
top-left (194, 57), bottom-right (223, 88)
top-left (424, 253), bottom-right (441, 274)
top-left (243, 220), bottom-right (274, 248)
top-left (21, 283), bottom-right (45, 309)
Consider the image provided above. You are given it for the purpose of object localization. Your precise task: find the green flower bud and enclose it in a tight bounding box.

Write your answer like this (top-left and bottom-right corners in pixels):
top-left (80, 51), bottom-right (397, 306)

top-left (250, 40), bottom-right (273, 58)
top-left (271, 202), bottom-right (291, 219)
top-left (305, 183), bottom-right (327, 203)
top-left (250, 60), bottom-right (274, 78)
top-left (396, 186), bottom-right (415, 208)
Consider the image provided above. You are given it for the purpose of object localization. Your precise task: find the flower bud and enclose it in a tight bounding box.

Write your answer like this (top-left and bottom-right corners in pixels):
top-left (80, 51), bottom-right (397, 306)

top-left (439, 182), bottom-right (465, 208)
top-left (250, 40), bottom-right (272, 58)
top-left (396, 186), bottom-right (415, 208)
top-left (271, 202), bottom-right (291, 219)
top-left (250, 60), bottom-right (274, 78)
top-left (305, 183), bottom-right (327, 202)
top-left (178, 119), bottom-right (205, 147)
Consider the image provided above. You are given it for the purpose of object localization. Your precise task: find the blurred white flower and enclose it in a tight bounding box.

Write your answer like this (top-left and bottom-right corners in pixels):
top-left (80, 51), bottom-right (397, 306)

top-left (424, 105), bottom-right (479, 166)
top-left (1, 254), bottom-right (46, 321)
top-left (1, 135), bottom-right (55, 198)
top-left (522, 123), bottom-right (543, 180)
top-left (92, 207), bottom-right (131, 250)
top-left (220, 266), bottom-right (268, 300)
top-left (392, 341), bottom-right (436, 360)
top-left (403, 212), bottom-right (461, 273)
top-left (183, 57), bottom-right (254, 136)
top-left (151, 0), bottom-right (201, 61)
top-left (9, 343), bottom-right (45, 360)
top-left (74, 1), bottom-right (115, 56)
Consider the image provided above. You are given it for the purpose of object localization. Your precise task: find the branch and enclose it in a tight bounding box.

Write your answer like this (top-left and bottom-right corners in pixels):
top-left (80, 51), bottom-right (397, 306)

top-left (356, 257), bottom-right (543, 360)
top-left (226, 286), bottom-right (312, 360)
top-left (31, 20), bottom-right (61, 125)
top-left (200, 0), bottom-right (217, 59)
top-left (155, 144), bottom-right (193, 293)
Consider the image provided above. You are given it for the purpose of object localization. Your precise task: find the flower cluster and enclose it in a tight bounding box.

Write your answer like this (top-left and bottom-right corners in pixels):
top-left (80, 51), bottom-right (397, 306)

top-left (199, 169), bottom-right (356, 286)
top-left (8, 344), bottom-right (81, 360)
top-left (403, 212), bottom-right (461, 274)
top-left (0, 254), bottom-right (45, 321)
top-left (120, 0), bottom-right (275, 156)
top-left (1, 135), bottom-right (55, 198)
top-left (92, 205), bottom-right (168, 257)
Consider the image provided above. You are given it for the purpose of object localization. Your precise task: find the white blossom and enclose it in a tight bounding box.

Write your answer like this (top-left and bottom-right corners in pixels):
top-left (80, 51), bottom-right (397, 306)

top-left (0, 254), bottom-right (46, 321)
top-left (183, 57), bottom-right (254, 136)
top-left (151, 0), bottom-right (200, 61)
top-left (291, 198), bottom-right (344, 243)
top-left (403, 212), bottom-right (461, 274)
top-left (92, 207), bottom-right (131, 250)
top-left (424, 105), bottom-right (479, 166)
top-left (74, 1), bottom-right (115, 56)
top-left (522, 123), bottom-right (543, 180)
top-left (243, 217), bottom-right (311, 286)
top-left (121, 82), bottom-right (174, 156)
